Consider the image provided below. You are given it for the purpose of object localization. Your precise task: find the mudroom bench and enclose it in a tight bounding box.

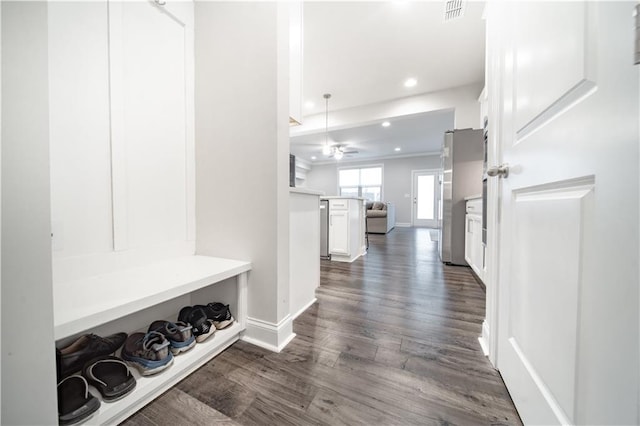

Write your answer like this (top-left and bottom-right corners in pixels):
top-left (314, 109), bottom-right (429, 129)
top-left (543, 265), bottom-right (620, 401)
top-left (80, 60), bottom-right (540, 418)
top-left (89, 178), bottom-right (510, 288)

top-left (53, 255), bottom-right (251, 425)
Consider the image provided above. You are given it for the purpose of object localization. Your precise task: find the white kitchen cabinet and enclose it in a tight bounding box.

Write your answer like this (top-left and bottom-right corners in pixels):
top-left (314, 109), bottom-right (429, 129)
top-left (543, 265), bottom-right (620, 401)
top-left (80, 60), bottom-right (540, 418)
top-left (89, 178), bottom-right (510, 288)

top-left (465, 197), bottom-right (484, 281)
top-left (329, 209), bottom-right (350, 255)
top-left (325, 197), bottom-right (366, 262)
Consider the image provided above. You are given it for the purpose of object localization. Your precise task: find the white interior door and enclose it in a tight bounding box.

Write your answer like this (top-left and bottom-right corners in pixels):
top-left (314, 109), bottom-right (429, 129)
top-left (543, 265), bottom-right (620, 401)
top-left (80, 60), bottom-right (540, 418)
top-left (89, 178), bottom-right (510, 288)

top-left (412, 170), bottom-right (438, 227)
top-left (489, 2), bottom-right (638, 425)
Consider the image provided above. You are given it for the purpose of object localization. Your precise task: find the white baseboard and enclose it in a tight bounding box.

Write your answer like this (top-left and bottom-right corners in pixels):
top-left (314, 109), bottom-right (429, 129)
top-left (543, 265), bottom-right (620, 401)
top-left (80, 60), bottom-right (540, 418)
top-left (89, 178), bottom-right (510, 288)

top-left (395, 223), bottom-right (411, 228)
top-left (478, 336), bottom-right (489, 357)
top-left (478, 319), bottom-right (490, 357)
top-left (291, 298), bottom-right (317, 321)
top-left (242, 315), bottom-right (295, 353)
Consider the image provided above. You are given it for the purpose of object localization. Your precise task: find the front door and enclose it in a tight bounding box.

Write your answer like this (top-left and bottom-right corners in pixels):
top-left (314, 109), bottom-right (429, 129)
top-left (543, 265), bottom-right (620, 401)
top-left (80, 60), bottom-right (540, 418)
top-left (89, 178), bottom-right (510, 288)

top-left (489, 2), bottom-right (638, 425)
top-left (411, 170), bottom-right (438, 227)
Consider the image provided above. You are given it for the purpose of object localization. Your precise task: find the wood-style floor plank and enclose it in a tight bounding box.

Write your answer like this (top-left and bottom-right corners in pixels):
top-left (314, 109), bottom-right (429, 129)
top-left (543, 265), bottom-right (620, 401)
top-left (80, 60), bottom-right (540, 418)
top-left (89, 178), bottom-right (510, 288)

top-left (123, 388), bottom-right (240, 426)
top-left (122, 227), bottom-right (521, 425)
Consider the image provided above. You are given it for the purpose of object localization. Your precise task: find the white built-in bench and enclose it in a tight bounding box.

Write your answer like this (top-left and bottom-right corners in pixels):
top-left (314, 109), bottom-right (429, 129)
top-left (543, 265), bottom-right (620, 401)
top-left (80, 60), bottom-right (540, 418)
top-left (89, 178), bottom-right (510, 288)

top-left (53, 255), bottom-right (251, 425)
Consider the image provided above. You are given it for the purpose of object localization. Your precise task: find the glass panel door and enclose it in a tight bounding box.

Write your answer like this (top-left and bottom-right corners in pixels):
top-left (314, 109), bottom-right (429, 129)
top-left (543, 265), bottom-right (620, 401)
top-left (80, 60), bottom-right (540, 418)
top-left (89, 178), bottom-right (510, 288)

top-left (412, 170), bottom-right (438, 227)
top-left (416, 175), bottom-right (435, 220)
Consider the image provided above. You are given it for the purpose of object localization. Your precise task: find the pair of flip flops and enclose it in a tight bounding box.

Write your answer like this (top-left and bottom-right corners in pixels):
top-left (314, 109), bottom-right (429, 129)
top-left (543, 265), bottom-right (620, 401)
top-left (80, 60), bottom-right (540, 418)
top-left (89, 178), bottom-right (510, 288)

top-left (58, 356), bottom-right (136, 425)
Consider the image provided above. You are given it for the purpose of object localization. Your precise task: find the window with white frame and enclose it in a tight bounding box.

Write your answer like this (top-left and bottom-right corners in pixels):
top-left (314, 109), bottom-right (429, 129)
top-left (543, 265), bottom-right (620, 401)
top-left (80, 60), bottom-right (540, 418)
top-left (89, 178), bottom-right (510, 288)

top-left (338, 166), bottom-right (383, 201)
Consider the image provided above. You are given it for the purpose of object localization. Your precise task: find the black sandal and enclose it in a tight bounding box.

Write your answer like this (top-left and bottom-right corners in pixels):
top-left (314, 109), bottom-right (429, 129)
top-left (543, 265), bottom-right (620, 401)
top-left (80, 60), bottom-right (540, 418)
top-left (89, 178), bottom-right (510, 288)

top-left (82, 355), bottom-right (136, 402)
top-left (58, 375), bottom-right (100, 425)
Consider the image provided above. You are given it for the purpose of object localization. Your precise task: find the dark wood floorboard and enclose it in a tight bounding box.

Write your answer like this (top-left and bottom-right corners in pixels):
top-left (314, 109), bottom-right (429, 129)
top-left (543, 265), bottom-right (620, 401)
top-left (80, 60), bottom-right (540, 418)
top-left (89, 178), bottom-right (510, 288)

top-left (122, 227), bottom-right (521, 426)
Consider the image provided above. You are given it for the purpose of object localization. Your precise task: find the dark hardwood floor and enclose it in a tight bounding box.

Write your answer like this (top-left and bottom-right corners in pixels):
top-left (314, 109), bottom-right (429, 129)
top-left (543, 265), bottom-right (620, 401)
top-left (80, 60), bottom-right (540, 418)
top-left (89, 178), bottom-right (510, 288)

top-left (123, 227), bottom-right (521, 426)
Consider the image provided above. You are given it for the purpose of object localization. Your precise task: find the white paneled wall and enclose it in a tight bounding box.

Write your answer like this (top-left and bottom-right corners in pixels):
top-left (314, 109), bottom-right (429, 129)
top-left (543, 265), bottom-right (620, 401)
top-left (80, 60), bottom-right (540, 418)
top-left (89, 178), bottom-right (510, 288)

top-left (49, 1), bottom-right (195, 283)
top-left (113, 1), bottom-right (190, 250)
top-left (49, 2), bottom-right (113, 257)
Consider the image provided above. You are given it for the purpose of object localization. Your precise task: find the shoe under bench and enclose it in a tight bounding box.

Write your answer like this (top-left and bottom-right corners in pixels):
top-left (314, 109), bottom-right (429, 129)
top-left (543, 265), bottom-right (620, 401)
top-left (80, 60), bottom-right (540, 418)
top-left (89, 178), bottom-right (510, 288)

top-left (53, 255), bottom-right (251, 425)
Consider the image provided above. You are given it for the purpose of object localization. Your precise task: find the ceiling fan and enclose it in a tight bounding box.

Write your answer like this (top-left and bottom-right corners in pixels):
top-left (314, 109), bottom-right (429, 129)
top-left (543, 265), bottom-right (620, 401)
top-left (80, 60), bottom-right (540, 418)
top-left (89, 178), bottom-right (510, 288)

top-left (321, 93), bottom-right (359, 160)
top-left (328, 145), bottom-right (359, 160)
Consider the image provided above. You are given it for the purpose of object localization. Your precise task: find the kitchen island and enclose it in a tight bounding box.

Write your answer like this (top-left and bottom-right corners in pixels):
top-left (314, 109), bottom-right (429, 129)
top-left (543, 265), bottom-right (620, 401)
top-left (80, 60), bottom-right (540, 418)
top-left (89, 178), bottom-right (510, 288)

top-left (321, 196), bottom-right (366, 263)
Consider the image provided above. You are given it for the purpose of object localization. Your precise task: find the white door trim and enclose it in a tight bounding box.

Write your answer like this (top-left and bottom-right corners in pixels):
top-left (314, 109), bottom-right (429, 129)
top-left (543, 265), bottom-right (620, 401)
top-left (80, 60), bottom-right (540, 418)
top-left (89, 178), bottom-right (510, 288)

top-left (411, 168), bottom-right (439, 228)
top-left (483, 8), bottom-right (505, 367)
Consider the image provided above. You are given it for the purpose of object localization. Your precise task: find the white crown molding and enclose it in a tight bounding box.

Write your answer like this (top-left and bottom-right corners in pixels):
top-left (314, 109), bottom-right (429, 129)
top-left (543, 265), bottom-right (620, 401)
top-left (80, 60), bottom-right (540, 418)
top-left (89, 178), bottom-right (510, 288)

top-left (311, 151), bottom-right (441, 167)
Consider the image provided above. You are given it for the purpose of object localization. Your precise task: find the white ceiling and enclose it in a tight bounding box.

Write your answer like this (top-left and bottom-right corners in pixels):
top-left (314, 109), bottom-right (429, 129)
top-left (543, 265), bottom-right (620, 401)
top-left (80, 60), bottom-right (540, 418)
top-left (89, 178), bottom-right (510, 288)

top-left (290, 1), bottom-right (486, 163)
top-left (291, 109), bottom-right (454, 163)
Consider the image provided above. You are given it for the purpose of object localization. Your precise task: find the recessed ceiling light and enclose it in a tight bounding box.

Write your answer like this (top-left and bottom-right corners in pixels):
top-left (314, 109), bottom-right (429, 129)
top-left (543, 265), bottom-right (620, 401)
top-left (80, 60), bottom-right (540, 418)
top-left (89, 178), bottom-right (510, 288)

top-left (311, 156), bottom-right (317, 160)
top-left (382, 121), bottom-right (391, 127)
top-left (395, 147), bottom-right (401, 152)
top-left (304, 101), bottom-right (315, 109)
top-left (404, 78), bottom-right (417, 88)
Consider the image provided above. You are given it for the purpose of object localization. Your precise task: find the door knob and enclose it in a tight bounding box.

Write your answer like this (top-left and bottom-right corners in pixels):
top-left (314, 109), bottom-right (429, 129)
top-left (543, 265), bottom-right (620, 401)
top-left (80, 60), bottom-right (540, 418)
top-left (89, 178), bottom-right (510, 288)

top-left (487, 164), bottom-right (509, 178)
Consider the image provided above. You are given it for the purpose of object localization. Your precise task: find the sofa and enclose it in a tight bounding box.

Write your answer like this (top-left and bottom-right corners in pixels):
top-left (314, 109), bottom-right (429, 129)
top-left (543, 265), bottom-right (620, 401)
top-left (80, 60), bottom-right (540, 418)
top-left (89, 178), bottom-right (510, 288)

top-left (366, 201), bottom-right (395, 234)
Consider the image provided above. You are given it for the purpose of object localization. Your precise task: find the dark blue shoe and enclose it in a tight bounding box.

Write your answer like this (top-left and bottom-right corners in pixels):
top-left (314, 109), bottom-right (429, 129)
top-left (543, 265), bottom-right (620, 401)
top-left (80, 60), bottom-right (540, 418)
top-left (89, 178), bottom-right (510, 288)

top-left (121, 332), bottom-right (173, 376)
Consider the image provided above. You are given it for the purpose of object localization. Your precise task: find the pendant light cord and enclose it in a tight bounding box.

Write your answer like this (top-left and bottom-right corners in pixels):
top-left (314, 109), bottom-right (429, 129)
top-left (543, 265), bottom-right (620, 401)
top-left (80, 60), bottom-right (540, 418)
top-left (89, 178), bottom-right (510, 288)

top-left (323, 93), bottom-right (331, 151)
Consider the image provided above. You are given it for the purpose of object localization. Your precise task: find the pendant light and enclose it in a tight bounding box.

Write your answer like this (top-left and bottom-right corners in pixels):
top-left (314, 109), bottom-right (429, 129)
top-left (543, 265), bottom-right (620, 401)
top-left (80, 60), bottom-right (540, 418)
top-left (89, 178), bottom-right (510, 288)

top-left (322, 93), bottom-right (332, 156)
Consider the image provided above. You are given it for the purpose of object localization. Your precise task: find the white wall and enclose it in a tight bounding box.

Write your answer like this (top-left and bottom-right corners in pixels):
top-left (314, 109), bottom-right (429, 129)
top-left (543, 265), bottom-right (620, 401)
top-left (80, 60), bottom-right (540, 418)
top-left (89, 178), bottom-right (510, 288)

top-left (1, 2), bottom-right (58, 423)
top-left (194, 3), bottom-right (292, 348)
top-left (306, 155), bottom-right (441, 225)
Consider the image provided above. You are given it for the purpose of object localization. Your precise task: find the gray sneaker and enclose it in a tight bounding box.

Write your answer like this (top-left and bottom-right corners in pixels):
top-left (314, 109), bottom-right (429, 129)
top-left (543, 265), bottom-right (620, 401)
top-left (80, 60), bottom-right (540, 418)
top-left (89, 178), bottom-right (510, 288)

top-left (121, 331), bottom-right (173, 376)
top-left (148, 320), bottom-right (196, 355)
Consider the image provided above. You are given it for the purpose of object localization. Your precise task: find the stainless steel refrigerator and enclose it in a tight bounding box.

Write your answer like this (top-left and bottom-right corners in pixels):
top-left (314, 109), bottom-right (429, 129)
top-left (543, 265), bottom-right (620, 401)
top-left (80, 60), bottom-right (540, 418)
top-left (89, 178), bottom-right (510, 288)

top-left (320, 199), bottom-right (330, 259)
top-left (438, 129), bottom-right (483, 265)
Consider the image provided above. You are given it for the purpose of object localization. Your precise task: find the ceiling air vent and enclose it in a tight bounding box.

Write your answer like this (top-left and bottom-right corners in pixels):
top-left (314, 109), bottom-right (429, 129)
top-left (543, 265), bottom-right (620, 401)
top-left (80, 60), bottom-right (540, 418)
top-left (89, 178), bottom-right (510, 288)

top-left (444, 0), bottom-right (466, 21)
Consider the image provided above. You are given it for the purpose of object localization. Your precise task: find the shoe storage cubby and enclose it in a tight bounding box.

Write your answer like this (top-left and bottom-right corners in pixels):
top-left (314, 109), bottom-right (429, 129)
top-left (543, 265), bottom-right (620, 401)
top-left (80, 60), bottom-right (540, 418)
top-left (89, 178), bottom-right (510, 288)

top-left (55, 256), bottom-right (250, 425)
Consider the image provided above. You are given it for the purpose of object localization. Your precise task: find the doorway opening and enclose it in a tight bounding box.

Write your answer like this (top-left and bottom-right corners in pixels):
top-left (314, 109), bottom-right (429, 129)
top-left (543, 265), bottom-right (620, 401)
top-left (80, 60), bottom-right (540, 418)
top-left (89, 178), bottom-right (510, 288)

top-left (411, 169), bottom-right (439, 228)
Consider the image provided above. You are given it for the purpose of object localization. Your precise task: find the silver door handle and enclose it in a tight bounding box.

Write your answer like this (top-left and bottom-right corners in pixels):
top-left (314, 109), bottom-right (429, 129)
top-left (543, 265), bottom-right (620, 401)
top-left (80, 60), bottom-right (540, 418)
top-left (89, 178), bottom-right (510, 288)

top-left (487, 164), bottom-right (509, 178)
